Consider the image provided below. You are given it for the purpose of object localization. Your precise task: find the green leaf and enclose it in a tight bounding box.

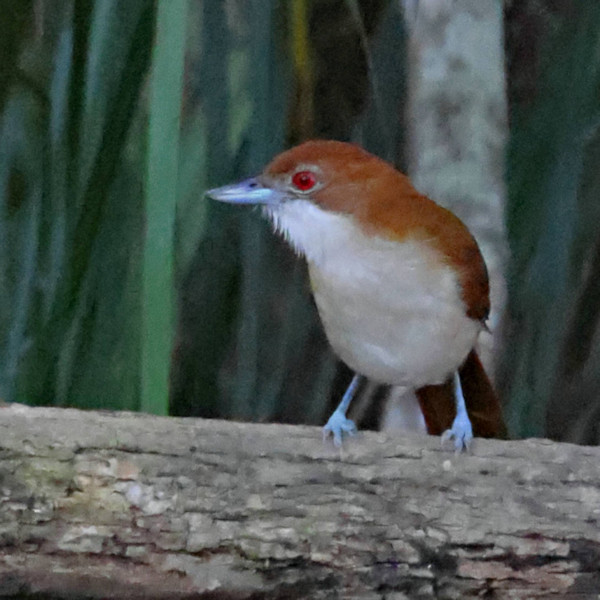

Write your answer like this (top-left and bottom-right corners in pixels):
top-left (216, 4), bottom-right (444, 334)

top-left (141, 0), bottom-right (188, 415)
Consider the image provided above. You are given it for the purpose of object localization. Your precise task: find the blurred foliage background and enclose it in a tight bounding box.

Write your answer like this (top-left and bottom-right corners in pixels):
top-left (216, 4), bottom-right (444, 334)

top-left (1, 0), bottom-right (599, 445)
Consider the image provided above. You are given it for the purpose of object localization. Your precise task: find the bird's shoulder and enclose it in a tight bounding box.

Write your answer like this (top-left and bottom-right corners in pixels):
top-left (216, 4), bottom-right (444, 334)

top-left (358, 183), bottom-right (490, 323)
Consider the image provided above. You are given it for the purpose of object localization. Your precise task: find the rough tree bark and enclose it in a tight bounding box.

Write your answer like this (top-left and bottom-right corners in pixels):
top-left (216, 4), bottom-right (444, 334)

top-left (1, 404), bottom-right (599, 599)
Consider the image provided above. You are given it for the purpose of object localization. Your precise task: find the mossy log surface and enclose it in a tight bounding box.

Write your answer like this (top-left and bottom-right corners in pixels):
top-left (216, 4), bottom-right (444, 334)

top-left (0, 403), bottom-right (599, 599)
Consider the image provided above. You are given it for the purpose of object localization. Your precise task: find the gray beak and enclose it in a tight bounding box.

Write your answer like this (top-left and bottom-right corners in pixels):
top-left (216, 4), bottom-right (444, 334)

top-left (205, 177), bottom-right (285, 205)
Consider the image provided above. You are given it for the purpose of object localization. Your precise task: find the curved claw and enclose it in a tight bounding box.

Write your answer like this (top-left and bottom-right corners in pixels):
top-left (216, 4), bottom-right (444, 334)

top-left (323, 411), bottom-right (357, 448)
top-left (441, 421), bottom-right (473, 453)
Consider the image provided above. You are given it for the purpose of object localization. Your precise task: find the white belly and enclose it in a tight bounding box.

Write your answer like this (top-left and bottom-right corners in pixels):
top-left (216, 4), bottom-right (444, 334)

top-left (266, 200), bottom-right (482, 386)
top-left (310, 257), bottom-right (480, 386)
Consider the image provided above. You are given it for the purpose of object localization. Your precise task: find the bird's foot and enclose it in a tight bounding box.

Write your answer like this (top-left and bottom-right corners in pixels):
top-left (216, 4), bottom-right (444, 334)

top-left (441, 412), bottom-right (473, 453)
top-left (323, 410), bottom-right (356, 448)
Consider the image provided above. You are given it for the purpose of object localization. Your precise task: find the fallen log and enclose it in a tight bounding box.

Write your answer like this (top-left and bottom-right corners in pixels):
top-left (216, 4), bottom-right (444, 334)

top-left (0, 403), bottom-right (599, 599)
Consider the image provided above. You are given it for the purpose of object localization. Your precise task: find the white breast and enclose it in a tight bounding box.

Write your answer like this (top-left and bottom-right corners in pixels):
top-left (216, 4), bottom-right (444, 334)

top-left (265, 200), bottom-right (482, 387)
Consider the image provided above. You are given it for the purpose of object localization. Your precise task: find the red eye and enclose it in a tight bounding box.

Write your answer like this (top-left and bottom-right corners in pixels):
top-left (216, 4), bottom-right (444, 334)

top-left (292, 170), bottom-right (317, 192)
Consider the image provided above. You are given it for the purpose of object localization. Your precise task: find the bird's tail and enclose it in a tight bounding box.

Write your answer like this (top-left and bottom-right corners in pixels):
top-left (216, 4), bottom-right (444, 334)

top-left (415, 349), bottom-right (508, 439)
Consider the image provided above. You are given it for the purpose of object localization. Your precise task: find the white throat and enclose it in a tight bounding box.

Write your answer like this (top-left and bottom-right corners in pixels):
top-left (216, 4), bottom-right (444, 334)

top-left (264, 199), bottom-right (364, 266)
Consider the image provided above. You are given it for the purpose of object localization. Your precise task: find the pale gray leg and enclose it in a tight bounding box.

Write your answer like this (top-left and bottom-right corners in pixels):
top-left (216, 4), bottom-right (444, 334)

top-left (323, 374), bottom-right (362, 447)
top-left (441, 371), bottom-right (474, 452)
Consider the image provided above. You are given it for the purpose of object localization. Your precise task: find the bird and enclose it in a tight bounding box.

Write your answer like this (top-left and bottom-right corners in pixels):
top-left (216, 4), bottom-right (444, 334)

top-left (207, 140), bottom-right (507, 450)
